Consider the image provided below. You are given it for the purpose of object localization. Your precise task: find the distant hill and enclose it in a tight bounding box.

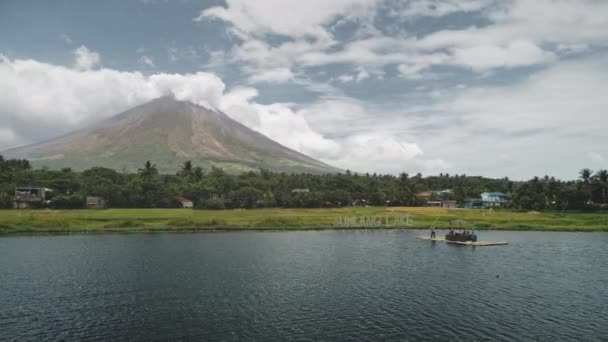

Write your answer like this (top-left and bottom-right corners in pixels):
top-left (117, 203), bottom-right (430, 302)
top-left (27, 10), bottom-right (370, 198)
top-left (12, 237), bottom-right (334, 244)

top-left (2, 96), bottom-right (340, 174)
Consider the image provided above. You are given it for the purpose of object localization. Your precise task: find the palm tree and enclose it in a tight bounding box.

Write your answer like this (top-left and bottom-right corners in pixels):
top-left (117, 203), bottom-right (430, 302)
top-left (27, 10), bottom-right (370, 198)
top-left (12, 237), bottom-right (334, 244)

top-left (595, 169), bottom-right (608, 204)
top-left (138, 161), bottom-right (158, 182)
top-left (579, 168), bottom-right (592, 184)
top-left (192, 167), bottom-right (206, 182)
top-left (178, 160), bottom-right (194, 179)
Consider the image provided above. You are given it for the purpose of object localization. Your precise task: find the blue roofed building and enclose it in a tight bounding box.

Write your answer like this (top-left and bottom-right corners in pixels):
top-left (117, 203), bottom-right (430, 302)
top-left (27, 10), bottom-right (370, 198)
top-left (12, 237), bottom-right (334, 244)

top-left (480, 192), bottom-right (510, 208)
top-left (464, 192), bottom-right (510, 209)
top-left (463, 198), bottom-right (483, 209)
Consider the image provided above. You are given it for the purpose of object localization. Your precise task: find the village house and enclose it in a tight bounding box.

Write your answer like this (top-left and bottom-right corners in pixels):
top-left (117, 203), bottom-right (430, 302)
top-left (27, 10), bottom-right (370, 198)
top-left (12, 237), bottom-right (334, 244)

top-left (322, 201), bottom-right (335, 208)
top-left (352, 199), bottom-right (368, 207)
top-left (425, 200), bottom-right (442, 207)
top-left (480, 192), bottom-right (510, 208)
top-left (464, 198), bottom-right (483, 209)
top-left (13, 186), bottom-right (52, 209)
top-left (441, 200), bottom-right (458, 209)
top-left (416, 189), bottom-right (456, 208)
top-left (415, 192), bottom-right (432, 202)
top-left (423, 200), bottom-right (457, 208)
top-left (175, 196), bottom-right (193, 208)
top-left (464, 192), bottom-right (509, 209)
top-left (86, 196), bottom-right (106, 209)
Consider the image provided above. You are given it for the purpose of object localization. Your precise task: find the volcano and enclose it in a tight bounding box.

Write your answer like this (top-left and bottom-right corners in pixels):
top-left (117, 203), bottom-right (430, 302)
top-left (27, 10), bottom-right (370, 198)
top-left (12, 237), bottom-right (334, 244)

top-left (2, 96), bottom-right (340, 174)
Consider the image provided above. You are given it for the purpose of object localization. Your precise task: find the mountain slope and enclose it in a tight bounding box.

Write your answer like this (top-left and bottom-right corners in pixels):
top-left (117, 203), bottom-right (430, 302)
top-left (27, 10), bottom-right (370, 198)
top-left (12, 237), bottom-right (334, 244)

top-left (2, 96), bottom-right (340, 174)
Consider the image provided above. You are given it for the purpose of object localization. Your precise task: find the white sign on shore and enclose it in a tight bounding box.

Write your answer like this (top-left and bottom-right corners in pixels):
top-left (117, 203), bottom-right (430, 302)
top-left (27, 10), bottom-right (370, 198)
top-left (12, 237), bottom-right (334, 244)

top-left (334, 214), bottom-right (413, 228)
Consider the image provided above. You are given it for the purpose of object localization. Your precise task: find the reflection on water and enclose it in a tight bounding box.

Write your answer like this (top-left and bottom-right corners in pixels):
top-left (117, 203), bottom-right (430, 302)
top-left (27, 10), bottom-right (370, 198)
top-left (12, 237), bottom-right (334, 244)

top-left (0, 231), bottom-right (606, 341)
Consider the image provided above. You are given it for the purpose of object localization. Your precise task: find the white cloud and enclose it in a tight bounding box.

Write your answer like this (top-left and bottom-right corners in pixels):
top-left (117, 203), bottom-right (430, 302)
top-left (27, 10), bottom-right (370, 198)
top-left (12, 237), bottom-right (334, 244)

top-left (0, 55), bottom-right (225, 145)
top-left (167, 46), bottom-right (199, 63)
top-left (324, 133), bottom-right (424, 174)
top-left (413, 0), bottom-right (608, 70)
top-left (294, 28), bottom-right (552, 72)
top-left (449, 40), bottom-right (555, 71)
top-left (587, 152), bottom-right (605, 163)
top-left (420, 56), bottom-right (608, 179)
top-left (248, 67), bottom-right (294, 83)
top-left (445, 59), bottom-right (608, 135)
top-left (355, 68), bottom-right (370, 82)
top-left (397, 63), bottom-right (428, 79)
top-left (73, 45), bottom-right (100, 71)
top-left (418, 0), bottom-right (608, 49)
top-left (388, 0), bottom-right (494, 19)
top-left (60, 34), bottom-right (73, 44)
top-left (336, 74), bottom-right (354, 83)
top-left (137, 55), bottom-right (156, 68)
top-left (557, 43), bottom-right (590, 55)
top-left (293, 97), bottom-right (451, 173)
top-left (196, 0), bottom-right (378, 39)
top-left (0, 128), bottom-right (17, 145)
top-left (201, 0), bottom-right (608, 83)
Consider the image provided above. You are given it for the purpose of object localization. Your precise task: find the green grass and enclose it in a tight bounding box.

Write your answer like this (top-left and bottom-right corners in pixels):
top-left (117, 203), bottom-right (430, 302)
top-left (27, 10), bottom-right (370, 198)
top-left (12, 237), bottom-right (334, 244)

top-left (0, 207), bottom-right (606, 234)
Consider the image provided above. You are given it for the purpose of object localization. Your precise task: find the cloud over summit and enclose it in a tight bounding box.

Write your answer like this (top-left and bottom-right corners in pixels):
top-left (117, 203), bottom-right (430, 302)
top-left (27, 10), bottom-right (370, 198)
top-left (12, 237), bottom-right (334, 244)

top-left (0, 54), bottom-right (437, 174)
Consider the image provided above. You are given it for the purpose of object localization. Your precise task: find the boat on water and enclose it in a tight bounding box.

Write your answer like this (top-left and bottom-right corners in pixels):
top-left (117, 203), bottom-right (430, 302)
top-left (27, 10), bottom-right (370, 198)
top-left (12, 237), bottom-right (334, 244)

top-left (418, 227), bottom-right (508, 246)
top-left (445, 229), bottom-right (477, 242)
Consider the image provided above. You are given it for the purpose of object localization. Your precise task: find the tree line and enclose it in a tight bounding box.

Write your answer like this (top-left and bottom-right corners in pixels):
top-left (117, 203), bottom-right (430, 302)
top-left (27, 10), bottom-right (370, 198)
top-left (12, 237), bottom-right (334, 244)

top-left (0, 155), bottom-right (607, 211)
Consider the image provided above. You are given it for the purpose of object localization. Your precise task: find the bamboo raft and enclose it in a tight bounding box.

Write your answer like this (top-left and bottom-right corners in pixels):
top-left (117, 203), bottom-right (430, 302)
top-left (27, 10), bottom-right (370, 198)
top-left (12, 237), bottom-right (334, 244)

top-left (417, 236), bottom-right (508, 246)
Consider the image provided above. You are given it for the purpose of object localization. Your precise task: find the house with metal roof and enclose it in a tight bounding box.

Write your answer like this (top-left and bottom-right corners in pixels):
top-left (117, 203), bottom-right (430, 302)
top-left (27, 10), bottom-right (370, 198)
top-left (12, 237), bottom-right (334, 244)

top-left (481, 192), bottom-right (509, 206)
top-left (175, 196), bottom-right (193, 208)
top-left (13, 186), bottom-right (53, 209)
top-left (464, 192), bottom-right (509, 209)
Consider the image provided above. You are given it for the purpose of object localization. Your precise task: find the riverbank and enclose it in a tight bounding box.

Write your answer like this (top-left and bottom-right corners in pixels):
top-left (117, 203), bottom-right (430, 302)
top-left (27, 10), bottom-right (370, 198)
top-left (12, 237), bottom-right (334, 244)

top-left (1, 207), bottom-right (607, 234)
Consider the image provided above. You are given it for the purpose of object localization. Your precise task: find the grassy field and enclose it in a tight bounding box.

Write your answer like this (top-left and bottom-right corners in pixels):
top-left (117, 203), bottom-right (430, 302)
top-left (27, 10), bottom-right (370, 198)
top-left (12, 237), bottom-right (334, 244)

top-left (0, 207), bottom-right (607, 234)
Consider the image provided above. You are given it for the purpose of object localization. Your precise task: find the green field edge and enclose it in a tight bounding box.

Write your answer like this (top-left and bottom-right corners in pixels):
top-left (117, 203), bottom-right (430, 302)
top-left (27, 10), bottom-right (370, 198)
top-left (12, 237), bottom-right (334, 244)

top-left (1, 207), bottom-right (607, 235)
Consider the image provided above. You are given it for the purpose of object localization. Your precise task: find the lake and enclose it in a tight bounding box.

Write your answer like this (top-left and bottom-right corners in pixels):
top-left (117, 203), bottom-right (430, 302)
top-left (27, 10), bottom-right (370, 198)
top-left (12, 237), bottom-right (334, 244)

top-left (1, 231), bottom-right (606, 341)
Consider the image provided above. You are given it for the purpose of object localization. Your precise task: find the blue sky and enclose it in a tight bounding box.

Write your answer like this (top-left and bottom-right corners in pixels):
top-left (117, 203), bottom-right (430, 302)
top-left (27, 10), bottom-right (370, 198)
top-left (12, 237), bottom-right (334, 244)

top-left (1, 0), bottom-right (607, 179)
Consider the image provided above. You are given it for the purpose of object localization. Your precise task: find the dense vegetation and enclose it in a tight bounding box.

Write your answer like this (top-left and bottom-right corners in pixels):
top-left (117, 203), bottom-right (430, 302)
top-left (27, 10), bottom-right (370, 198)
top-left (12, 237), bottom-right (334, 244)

top-left (1, 155), bottom-right (607, 211)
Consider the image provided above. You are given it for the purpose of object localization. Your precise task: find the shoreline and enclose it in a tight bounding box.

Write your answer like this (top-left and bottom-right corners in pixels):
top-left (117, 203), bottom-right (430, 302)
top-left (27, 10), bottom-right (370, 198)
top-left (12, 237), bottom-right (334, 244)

top-left (2, 225), bottom-right (607, 236)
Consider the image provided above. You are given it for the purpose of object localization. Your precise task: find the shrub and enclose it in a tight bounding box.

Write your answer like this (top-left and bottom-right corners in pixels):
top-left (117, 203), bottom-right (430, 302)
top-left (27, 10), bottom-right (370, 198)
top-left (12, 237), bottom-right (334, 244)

top-left (196, 199), bottom-right (225, 210)
top-left (0, 192), bottom-right (12, 208)
top-left (52, 194), bottom-right (84, 209)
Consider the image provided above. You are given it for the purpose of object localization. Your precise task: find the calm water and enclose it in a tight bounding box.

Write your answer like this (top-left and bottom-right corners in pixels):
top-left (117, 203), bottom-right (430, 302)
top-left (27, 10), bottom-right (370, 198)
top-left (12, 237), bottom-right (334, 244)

top-left (1, 231), bottom-right (607, 341)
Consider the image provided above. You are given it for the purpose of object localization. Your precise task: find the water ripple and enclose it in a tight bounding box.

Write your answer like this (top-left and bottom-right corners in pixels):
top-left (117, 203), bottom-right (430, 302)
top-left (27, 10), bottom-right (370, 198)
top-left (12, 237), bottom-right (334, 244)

top-left (0, 231), bottom-right (607, 341)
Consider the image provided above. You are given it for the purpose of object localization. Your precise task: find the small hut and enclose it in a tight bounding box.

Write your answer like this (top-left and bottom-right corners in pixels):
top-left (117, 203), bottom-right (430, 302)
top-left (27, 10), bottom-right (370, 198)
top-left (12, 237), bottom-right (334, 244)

top-left (175, 196), bottom-right (193, 208)
top-left (86, 196), bottom-right (106, 209)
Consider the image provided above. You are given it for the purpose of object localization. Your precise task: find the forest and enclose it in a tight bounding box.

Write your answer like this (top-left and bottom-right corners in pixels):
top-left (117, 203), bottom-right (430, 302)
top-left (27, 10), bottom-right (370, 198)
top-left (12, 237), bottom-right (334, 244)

top-left (0, 155), bottom-right (607, 211)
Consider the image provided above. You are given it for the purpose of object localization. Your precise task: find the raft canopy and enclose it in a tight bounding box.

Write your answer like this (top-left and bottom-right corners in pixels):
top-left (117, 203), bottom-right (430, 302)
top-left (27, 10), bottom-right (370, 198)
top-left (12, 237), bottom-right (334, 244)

top-left (417, 236), bottom-right (508, 246)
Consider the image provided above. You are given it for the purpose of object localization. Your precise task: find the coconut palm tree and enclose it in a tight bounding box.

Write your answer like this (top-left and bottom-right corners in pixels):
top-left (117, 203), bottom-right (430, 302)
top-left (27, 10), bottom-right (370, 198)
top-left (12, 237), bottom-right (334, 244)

top-left (178, 160), bottom-right (194, 179)
top-left (579, 168), bottom-right (592, 184)
top-left (138, 161), bottom-right (158, 182)
top-left (192, 167), bottom-right (206, 182)
top-left (595, 169), bottom-right (608, 204)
